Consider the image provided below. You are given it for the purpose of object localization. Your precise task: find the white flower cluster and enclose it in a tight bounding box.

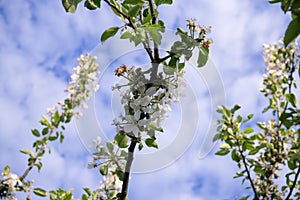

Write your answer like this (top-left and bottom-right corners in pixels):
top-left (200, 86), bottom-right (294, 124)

top-left (66, 54), bottom-right (100, 116)
top-left (98, 170), bottom-right (122, 199)
top-left (47, 54), bottom-right (100, 118)
top-left (261, 40), bottom-right (298, 97)
top-left (112, 65), bottom-right (186, 138)
top-left (1, 172), bottom-right (22, 199)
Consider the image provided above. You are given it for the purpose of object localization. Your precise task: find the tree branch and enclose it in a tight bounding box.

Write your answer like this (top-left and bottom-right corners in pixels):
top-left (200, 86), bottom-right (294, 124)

top-left (238, 146), bottom-right (259, 200)
top-left (120, 140), bottom-right (137, 200)
top-left (159, 52), bottom-right (176, 63)
top-left (285, 163), bottom-right (300, 200)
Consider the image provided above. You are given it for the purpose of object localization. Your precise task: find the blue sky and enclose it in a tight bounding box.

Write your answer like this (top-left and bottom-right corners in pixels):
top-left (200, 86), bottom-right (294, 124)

top-left (0, 0), bottom-right (290, 199)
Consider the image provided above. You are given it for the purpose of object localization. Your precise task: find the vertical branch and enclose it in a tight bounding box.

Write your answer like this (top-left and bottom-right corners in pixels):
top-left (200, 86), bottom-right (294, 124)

top-left (120, 140), bottom-right (137, 200)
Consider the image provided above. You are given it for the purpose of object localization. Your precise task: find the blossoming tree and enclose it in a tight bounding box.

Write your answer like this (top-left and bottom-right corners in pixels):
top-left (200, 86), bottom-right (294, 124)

top-left (0, 0), bottom-right (211, 199)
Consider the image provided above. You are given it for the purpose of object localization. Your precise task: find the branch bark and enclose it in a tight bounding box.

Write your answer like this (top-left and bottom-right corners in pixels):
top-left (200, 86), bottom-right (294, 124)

top-left (120, 140), bottom-right (137, 200)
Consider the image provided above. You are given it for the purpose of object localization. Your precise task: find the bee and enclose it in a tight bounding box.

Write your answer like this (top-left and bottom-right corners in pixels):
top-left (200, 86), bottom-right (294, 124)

top-left (115, 64), bottom-right (128, 76)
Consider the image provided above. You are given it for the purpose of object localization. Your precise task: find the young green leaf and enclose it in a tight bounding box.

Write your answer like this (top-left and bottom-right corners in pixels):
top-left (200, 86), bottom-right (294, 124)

top-left (197, 46), bottom-right (209, 67)
top-left (62, 0), bottom-right (83, 13)
top-left (33, 188), bottom-right (47, 197)
top-left (31, 129), bottom-right (41, 137)
top-left (20, 149), bottom-right (35, 158)
top-left (3, 165), bottom-right (10, 176)
top-left (40, 115), bottom-right (51, 127)
top-left (145, 138), bottom-right (158, 148)
top-left (99, 165), bottom-right (108, 175)
top-left (215, 148), bottom-right (230, 156)
top-left (101, 26), bottom-right (119, 44)
top-left (244, 127), bottom-right (254, 134)
top-left (53, 111), bottom-right (60, 125)
top-left (114, 134), bottom-right (129, 148)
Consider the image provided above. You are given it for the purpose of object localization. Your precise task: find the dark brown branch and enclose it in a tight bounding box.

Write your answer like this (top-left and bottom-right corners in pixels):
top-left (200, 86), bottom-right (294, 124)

top-left (120, 140), bottom-right (137, 200)
top-left (147, 0), bottom-right (156, 25)
top-left (285, 163), bottom-right (300, 200)
top-left (159, 52), bottom-right (176, 63)
top-left (103, 0), bottom-right (135, 29)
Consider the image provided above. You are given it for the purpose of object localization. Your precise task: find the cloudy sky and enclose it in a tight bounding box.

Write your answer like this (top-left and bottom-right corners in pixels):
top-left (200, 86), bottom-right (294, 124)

top-left (0, 0), bottom-right (291, 199)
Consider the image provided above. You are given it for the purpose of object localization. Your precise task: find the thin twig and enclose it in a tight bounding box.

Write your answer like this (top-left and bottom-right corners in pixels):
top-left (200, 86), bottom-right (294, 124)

top-left (238, 147), bottom-right (259, 200)
top-left (285, 163), bottom-right (300, 199)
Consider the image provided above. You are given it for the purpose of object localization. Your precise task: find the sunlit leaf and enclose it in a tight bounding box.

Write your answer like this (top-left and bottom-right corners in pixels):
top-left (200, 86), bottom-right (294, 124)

top-left (114, 134), bottom-right (129, 148)
top-left (33, 188), bottom-right (47, 197)
top-left (62, 0), bottom-right (83, 13)
top-left (197, 46), bottom-right (209, 67)
top-left (84, 0), bottom-right (101, 10)
top-left (99, 165), bottom-right (108, 175)
top-left (215, 148), bottom-right (230, 156)
top-left (101, 26), bottom-right (119, 43)
top-left (244, 128), bottom-right (254, 134)
top-left (145, 138), bottom-right (158, 148)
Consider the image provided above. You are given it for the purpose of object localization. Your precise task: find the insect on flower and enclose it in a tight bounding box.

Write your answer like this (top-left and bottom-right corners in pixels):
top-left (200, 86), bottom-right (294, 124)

top-left (115, 64), bottom-right (128, 76)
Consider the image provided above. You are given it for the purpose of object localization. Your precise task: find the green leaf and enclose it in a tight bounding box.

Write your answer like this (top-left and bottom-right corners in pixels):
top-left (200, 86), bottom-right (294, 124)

top-left (231, 149), bottom-right (241, 162)
top-left (220, 143), bottom-right (231, 149)
top-left (146, 26), bottom-right (163, 44)
top-left (138, 142), bottom-right (143, 150)
top-left (106, 142), bottom-right (114, 153)
top-left (268, 0), bottom-right (281, 3)
top-left (231, 104), bottom-right (241, 113)
top-left (215, 148), bottom-right (230, 156)
top-left (42, 127), bottom-right (49, 135)
top-left (99, 165), bottom-right (108, 175)
top-left (148, 122), bottom-right (163, 132)
top-left (101, 26), bottom-right (119, 43)
top-left (40, 115), bottom-right (51, 127)
top-left (114, 134), bottom-right (129, 148)
top-left (281, 0), bottom-right (293, 13)
top-left (284, 17), bottom-right (300, 46)
top-left (31, 129), bottom-right (41, 137)
top-left (83, 187), bottom-right (91, 196)
top-left (34, 162), bottom-right (43, 172)
top-left (20, 149), bottom-right (35, 158)
top-left (123, 0), bottom-right (144, 4)
top-left (145, 138), bottom-right (158, 148)
top-left (128, 5), bottom-right (140, 17)
top-left (244, 128), bottom-right (254, 134)
top-left (84, 0), bottom-right (101, 10)
top-left (33, 188), bottom-right (47, 197)
top-left (154, 0), bottom-right (172, 6)
top-left (60, 133), bottom-right (65, 143)
top-left (197, 46), bottom-right (209, 67)
top-left (53, 111), bottom-right (60, 125)
top-left (3, 165), bottom-right (10, 176)
top-left (62, 0), bottom-right (83, 13)
top-left (286, 93), bottom-right (298, 107)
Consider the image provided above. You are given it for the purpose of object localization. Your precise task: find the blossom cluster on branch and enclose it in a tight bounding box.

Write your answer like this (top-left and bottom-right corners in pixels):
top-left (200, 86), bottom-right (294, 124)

top-left (0, 54), bottom-right (100, 199)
